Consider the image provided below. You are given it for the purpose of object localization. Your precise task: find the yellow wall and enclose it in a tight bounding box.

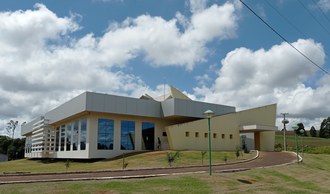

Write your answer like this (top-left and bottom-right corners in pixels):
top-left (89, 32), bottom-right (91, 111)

top-left (166, 104), bottom-right (277, 151)
top-left (260, 131), bottom-right (275, 151)
top-left (235, 104), bottom-right (276, 126)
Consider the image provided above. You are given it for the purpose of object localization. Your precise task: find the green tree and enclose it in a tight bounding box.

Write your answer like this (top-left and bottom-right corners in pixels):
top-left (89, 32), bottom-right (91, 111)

top-left (295, 123), bottom-right (307, 136)
top-left (7, 138), bottom-right (25, 160)
top-left (320, 117), bottom-right (330, 138)
top-left (6, 120), bottom-right (18, 139)
top-left (0, 135), bottom-right (11, 154)
top-left (310, 126), bottom-right (317, 137)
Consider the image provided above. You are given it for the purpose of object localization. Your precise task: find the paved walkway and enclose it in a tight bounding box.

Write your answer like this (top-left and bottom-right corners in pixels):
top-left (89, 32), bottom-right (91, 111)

top-left (0, 151), bottom-right (297, 184)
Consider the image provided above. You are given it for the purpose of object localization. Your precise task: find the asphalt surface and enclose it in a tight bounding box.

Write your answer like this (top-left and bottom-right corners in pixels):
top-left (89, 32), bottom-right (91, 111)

top-left (0, 151), bottom-right (297, 184)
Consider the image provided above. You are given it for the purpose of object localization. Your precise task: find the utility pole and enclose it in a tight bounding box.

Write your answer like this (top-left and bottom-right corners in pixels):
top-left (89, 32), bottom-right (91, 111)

top-left (281, 113), bottom-right (289, 151)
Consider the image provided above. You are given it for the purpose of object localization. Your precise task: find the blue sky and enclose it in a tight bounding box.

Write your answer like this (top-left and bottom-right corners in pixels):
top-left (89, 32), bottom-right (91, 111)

top-left (0, 0), bottom-right (330, 136)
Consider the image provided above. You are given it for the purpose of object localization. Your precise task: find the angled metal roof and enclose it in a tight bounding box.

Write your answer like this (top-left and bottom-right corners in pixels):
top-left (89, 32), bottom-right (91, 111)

top-left (22, 90), bottom-right (236, 135)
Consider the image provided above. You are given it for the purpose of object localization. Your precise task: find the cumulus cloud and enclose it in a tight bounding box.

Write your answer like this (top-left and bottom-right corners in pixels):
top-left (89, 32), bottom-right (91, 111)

top-left (317, 0), bottom-right (330, 12)
top-left (194, 39), bottom-right (329, 129)
top-left (100, 1), bottom-right (239, 70)
top-left (188, 0), bottom-right (208, 13)
top-left (0, 2), bottom-right (241, 136)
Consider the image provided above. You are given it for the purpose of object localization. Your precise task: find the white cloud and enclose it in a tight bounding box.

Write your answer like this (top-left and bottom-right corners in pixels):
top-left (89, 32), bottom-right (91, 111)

top-left (194, 39), bottom-right (329, 129)
top-left (317, 0), bottom-right (330, 12)
top-left (99, 1), bottom-right (239, 70)
top-left (0, 2), bottom-right (241, 136)
top-left (195, 74), bottom-right (211, 86)
top-left (188, 0), bottom-right (208, 13)
top-left (0, 4), bottom-right (78, 55)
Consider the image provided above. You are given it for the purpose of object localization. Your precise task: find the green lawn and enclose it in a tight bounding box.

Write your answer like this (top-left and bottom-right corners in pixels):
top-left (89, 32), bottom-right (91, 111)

top-left (1, 153), bottom-right (330, 193)
top-left (0, 150), bottom-right (255, 173)
top-left (2, 136), bottom-right (330, 193)
top-left (275, 133), bottom-right (330, 154)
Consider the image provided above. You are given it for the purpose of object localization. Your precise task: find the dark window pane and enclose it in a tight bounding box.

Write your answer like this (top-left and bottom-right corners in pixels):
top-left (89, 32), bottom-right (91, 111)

top-left (80, 118), bottom-right (87, 150)
top-left (66, 123), bottom-right (72, 151)
top-left (55, 127), bottom-right (60, 151)
top-left (97, 118), bottom-right (114, 150)
top-left (60, 125), bottom-right (65, 151)
top-left (73, 120), bottom-right (79, 151)
top-left (121, 120), bottom-right (135, 150)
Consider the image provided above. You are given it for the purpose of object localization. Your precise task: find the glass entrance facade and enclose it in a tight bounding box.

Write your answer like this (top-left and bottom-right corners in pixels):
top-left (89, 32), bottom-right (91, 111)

top-left (142, 122), bottom-right (154, 150)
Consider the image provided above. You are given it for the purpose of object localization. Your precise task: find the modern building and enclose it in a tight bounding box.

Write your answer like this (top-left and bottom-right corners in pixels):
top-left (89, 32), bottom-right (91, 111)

top-left (21, 86), bottom-right (277, 159)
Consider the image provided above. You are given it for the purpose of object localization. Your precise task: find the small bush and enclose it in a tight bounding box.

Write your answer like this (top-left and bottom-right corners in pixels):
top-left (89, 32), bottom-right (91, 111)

top-left (65, 160), bottom-right (71, 171)
top-left (223, 155), bottom-right (228, 163)
top-left (166, 151), bottom-right (181, 167)
top-left (235, 146), bottom-right (241, 158)
top-left (201, 151), bottom-right (207, 165)
top-left (274, 143), bottom-right (282, 152)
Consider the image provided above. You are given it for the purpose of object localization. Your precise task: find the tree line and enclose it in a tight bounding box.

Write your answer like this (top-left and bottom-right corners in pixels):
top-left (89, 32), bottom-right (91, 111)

top-left (293, 117), bottom-right (330, 138)
top-left (0, 136), bottom-right (25, 160)
top-left (0, 120), bottom-right (25, 160)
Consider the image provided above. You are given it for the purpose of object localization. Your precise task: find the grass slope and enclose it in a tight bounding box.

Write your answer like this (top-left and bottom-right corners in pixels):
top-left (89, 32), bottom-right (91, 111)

top-left (0, 150), bottom-right (254, 173)
top-left (1, 153), bottom-right (330, 193)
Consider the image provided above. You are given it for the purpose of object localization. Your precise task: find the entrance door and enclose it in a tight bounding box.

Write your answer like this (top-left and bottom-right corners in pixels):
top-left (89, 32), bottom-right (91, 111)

top-left (142, 122), bottom-right (155, 150)
top-left (254, 132), bottom-right (261, 150)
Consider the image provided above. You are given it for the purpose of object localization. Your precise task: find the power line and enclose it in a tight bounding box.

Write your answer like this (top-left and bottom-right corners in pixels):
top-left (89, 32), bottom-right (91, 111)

top-left (265, 0), bottom-right (307, 38)
top-left (297, 0), bottom-right (330, 36)
top-left (239, 0), bottom-right (330, 76)
top-left (312, 0), bottom-right (330, 24)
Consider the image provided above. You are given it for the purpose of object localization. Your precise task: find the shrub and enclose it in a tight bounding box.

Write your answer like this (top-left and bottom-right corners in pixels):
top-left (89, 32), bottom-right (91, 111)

top-left (274, 143), bottom-right (282, 152)
top-left (166, 151), bottom-right (181, 167)
top-left (223, 155), bottom-right (228, 163)
top-left (201, 151), bottom-right (207, 165)
top-left (65, 160), bottom-right (71, 171)
top-left (235, 146), bottom-right (241, 158)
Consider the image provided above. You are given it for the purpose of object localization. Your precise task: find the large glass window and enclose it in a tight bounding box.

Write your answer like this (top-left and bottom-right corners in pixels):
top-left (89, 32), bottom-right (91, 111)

top-left (66, 123), bottom-right (72, 151)
top-left (72, 120), bottom-right (79, 151)
top-left (142, 122), bottom-right (154, 150)
top-left (25, 136), bottom-right (32, 153)
top-left (80, 118), bottom-right (87, 150)
top-left (121, 120), bottom-right (135, 150)
top-left (55, 127), bottom-right (60, 151)
top-left (97, 118), bottom-right (114, 150)
top-left (60, 125), bottom-right (65, 151)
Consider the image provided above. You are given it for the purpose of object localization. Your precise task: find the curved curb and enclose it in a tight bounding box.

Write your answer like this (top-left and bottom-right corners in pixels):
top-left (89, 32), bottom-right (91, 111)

top-left (256, 151), bottom-right (301, 169)
top-left (3, 151), bottom-right (303, 185)
top-left (212, 151), bottom-right (298, 173)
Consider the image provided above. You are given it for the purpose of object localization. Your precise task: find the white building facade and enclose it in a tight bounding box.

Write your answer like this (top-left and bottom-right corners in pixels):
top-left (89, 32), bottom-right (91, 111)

top-left (22, 86), bottom-right (239, 159)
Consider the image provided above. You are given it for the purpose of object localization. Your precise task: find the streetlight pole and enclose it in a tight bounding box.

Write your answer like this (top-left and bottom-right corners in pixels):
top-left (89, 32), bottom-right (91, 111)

top-left (299, 128), bottom-right (304, 163)
top-left (292, 124), bottom-right (299, 163)
top-left (204, 110), bottom-right (215, 176)
top-left (281, 113), bottom-right (289, 151)
top-left (301, 134), bottom-right (304, 163)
